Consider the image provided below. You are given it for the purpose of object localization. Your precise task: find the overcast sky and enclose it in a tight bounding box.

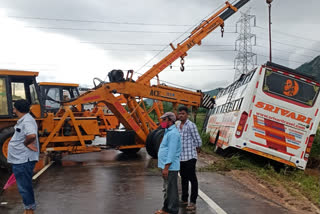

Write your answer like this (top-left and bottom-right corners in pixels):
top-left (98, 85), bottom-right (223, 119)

top-left (0, 0), bottom-right (319, 91)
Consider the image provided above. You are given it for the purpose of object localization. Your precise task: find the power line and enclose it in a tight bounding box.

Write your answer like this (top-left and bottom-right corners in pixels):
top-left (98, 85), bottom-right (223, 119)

top-left (256, 53), bottom-right (305, 64)
top-left (256, 36), bottom-right (319, 53)
top-left (255, 44), bottom-right (317, 58)
top-left (134, 1), bottom-right (230, 74)
top-left (24, 25), bottom-right (235, 34)
top-left (255, 25), bottom-right (320, 43)
top-left (80, 41), bottom-right (235, 47)
top-left (162, 69), bottom-right (235, 71)
top-left (9, 15), bottom-right (236, 28)
top-left (7, 15), bottom-right (319, 43)
top-left (95, 49), bottom-right (236, 52)
top-left (9, 16), bottom-right (192, 26)
top-left (150, 65), bottom-right (234, 67)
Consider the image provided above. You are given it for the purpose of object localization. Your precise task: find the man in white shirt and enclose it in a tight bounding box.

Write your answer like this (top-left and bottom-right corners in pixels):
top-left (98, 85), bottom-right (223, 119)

top-left (8, 99), bottom-right (39, 214)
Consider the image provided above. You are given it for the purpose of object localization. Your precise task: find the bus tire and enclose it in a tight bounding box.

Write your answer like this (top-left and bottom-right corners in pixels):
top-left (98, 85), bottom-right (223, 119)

top-left (213, 132), bottom-right (222, 154)
top-left (0, 127), bottom-right (14, 169)
top-left (146, 130), bottom-right (158, 158)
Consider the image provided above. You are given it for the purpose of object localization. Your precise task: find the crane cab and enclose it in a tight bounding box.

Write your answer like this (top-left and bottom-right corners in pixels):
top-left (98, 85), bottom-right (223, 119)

top-left (0, 69), bottom-right (42, 120)
top-left (38, 82), bottom-right (80, 113)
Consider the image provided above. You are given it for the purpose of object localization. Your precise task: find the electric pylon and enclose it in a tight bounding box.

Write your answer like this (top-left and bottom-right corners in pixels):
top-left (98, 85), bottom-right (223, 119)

top-left (234, 9), bottom-right (257, 80)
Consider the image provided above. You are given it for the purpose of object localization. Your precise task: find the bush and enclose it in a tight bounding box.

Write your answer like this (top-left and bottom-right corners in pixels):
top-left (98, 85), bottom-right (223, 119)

top-left (311, 130), bottom-right (320, 158)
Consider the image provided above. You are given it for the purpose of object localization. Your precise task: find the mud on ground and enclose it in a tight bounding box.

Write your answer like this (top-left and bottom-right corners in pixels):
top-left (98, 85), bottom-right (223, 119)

top-left (198, 152), bottom-right (320, 214)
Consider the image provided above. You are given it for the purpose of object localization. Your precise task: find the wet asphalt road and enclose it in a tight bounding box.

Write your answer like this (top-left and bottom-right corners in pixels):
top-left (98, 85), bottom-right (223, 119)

top-left (0, 148), bottom-right (289, 214)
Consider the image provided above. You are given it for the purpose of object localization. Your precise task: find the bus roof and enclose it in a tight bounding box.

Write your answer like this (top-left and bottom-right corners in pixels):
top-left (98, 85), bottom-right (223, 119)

top-left (265, 61), bottom-right (316, 82)
top-left (38, 82), bottom-right (79, 87)
top-left (0, 69), bottom-right (39, 77)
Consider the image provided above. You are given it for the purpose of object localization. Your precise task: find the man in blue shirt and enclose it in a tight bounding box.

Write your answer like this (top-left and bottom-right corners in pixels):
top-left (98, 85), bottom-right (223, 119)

top-left (156, 112), bottom-right (181, 214)
top-left (8, 99), bottom-right (39, 214)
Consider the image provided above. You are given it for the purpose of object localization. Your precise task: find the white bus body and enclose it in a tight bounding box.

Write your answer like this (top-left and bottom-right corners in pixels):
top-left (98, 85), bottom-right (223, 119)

top-left (206, 62), bottom-right (320, 169)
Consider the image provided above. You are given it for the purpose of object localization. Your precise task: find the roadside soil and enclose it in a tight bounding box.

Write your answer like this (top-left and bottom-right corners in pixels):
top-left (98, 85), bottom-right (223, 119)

top-left (198, 152), bottom-right (320, 214)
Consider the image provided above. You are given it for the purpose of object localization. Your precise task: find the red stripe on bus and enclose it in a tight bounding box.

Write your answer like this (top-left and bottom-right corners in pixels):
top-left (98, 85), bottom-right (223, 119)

top-left (310, 123), bottom-right (313, 130)
top-left (252, 95), bottom-right (256, 103)
top-left (315, 109), bottom-right (319, 117)
top-left (245, 124), bottom-right (248, 132)
top-left (256, 81), bottom-right (259, 88)
top-left (305, 137), bottom-right (309, 145)
top-left (249, 110), bottom-right (252, 117)
top-left (249, 140), bottom-right (295, 156)
top-left (259, 67), bottom-right (263, 75)
top-left (300, 151), bottom-right (304, 159)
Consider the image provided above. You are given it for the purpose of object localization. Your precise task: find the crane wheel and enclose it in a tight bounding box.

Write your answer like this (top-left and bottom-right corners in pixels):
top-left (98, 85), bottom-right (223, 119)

top-left (0, 127), bottom-right (14, 169)
top-left (120, 148), bottom-right (141, 155)
top-left (146, 130), bottom-right (158, 158)
top-left (146, 128), bottom-right (165, 159)
top-left (153, 129), bottom-right (165, 158)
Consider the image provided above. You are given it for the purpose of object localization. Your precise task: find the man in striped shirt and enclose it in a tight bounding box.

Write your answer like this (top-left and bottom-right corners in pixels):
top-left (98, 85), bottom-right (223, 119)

top-left (176, 106), bottom-right (202, 211)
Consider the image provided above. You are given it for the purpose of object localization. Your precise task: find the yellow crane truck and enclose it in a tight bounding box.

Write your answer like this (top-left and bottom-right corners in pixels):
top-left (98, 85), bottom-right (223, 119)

top-left (0, 0), bottom-right (250, 168)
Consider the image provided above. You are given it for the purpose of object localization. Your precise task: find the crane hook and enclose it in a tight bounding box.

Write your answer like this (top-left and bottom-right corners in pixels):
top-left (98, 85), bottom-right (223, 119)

top-left (180, 58), bottom-right (185, 72)
top-left (221, 26), bottom-right (224, 38)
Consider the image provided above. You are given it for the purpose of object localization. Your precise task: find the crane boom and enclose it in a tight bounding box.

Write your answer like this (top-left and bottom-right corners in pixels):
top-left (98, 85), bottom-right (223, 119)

top-left (64, 0), bottom-right (251, 152)
top-left (136, 0), bottom-right (250, 85)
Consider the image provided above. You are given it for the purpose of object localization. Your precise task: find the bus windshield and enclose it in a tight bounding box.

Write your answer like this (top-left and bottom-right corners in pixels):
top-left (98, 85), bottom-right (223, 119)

top-left (263, 69), bottom-right (320, 106)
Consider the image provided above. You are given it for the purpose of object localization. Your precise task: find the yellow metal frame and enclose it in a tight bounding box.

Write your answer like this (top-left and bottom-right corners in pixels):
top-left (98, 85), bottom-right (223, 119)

top-left (0, 70), bottom-right (39, 76)
top-left (40, 107), bottom-right (100, 153)
top-left (39, 82), bottom-right (79, 87)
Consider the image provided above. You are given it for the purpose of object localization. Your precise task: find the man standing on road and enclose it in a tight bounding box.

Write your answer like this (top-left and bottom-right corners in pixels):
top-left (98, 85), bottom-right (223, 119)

top-left (176, 106), bottom-right (202, 211)
top-left (7, 99), bottom-right (39, 214)
top-left (156, 112), bottom-right (181, 214)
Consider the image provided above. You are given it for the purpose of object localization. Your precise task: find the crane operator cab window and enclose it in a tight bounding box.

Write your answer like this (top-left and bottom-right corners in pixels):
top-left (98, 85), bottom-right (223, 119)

top-left (9, 77), bottom-right (40, 117)
top-left (11, 82), bottom-right (27, 101)
top-left (0, 78), bottom-right (8, 115)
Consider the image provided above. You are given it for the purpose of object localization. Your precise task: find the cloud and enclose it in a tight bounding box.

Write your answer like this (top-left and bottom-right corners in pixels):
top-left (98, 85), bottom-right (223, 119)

top-left (0, 0), bottom-right (319, 90)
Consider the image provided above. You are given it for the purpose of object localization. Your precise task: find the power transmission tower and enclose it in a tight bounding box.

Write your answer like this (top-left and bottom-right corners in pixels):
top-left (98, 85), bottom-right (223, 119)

top-left (234, 9), bottom-right (257, 80)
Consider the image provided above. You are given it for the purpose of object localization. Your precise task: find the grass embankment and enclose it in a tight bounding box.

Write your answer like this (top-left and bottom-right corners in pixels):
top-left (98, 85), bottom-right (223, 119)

top-left (195, 112), bottom-right (320, 206)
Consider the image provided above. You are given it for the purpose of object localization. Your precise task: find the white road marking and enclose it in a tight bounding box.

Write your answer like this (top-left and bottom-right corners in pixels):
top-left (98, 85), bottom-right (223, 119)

top-left (32, 161), bottom-right (54, 180)
top-left (178, 174), bottom-right (227, 214)
top-left (198, 189), bottom-right (228, 214)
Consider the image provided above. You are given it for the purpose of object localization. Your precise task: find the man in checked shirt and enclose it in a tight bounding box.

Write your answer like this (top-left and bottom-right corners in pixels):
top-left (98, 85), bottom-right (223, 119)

top-left (176, 106), bottom-right (202, 211)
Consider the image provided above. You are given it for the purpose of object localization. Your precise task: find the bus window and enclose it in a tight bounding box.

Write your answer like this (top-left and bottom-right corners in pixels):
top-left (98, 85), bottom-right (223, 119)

top-left (217, 105), bottom-right (221, 114)
top-left (248, 68), bottom-right (256, 81)
top-left (229, 101), bottom-right (235, 112)
top-left (0, 78), bottom-right (8, 115)
top-left (263, 69), bottom-right (319, 106)
top-left (222, 104), bottom-right (226, 113)
top-left (234, 98), bottom-right (243, 110)
top-left (238, 98), bottom-right (243, 110)
top-left (212, 107), bottom-right (216, 115)
top-left (224, 103), bottom-right (229, 113)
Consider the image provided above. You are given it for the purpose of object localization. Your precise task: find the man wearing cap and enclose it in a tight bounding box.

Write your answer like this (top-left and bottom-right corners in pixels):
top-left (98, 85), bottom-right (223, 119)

top-left (155, 112), bottom-right (181, 214)
top-left (7, 99), bottom-right (39, 214)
